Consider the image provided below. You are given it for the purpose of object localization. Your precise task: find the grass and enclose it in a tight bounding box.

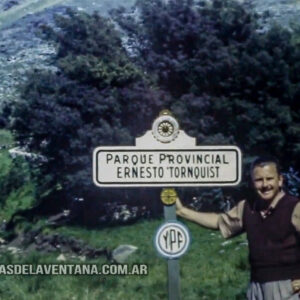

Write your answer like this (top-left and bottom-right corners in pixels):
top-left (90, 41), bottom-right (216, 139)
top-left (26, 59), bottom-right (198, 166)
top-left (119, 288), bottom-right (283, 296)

top-left (0, 129), bottom-right (14, 147)
top-left (0, 220), bottom-right (249, 300)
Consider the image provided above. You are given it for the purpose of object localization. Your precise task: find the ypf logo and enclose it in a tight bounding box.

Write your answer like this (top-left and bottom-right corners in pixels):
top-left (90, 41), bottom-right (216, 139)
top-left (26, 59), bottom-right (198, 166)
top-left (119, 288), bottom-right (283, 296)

top-left (154, 221), bottom-right (190, 259)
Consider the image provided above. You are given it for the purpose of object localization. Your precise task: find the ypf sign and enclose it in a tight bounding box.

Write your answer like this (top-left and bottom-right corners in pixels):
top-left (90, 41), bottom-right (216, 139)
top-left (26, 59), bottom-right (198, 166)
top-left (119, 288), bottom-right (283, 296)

top-left (154, 221), bottom-right (190, 259)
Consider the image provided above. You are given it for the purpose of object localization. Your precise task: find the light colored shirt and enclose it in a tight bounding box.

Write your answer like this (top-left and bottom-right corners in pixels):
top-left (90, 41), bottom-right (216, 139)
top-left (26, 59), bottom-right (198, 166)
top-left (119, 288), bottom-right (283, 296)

top-left (218, 193), bottom-right (300, 239)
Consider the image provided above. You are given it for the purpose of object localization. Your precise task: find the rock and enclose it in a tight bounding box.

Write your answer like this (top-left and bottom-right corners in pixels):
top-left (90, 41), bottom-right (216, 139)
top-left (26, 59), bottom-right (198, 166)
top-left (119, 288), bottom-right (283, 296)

top-left (112, 244), bottom-right (138, 263)
top-left (221, 240), bottom-right (232, 246)
top-left (7, 246), bottom-right (21, 254)
top-left (1, 228), bottom-right (112, 262)
top-left (78, 255), bottom-right (86, 261)
top-left (57, 253), bottom-right (66, 261)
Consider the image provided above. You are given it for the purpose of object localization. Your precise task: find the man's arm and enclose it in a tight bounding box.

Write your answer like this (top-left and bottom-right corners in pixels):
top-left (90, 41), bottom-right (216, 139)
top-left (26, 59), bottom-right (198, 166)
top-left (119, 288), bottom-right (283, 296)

top-left (292, 202), bottom-right (300, 233)
top-left (176, 197), bottom-right (246, 238)
top-left (176, 198), bottom-right (219, 229)
top-left (289, 202), bottom-right (300, 295)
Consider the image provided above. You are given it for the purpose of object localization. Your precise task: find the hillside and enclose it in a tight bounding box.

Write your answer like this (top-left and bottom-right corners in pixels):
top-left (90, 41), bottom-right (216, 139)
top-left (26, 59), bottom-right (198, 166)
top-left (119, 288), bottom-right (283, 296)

top-left (0, 0), bottom-right (299, 108)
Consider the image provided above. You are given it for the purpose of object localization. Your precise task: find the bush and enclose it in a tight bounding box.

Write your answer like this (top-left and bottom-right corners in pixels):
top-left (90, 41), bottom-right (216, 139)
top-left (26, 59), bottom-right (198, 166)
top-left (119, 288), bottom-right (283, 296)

top-left (10, 10), bottom-right (165, 213)
top-left (114, 0), bottom-right (300, 170)
top-left (0, 132), bottom-right (36, 223)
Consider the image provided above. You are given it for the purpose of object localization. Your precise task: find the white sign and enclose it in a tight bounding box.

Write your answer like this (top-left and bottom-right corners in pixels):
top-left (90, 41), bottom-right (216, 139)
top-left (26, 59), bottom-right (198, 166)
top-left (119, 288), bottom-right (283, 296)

top-left (93, 146), bottom-right (241, 187)
top-left (154, 221), bottom-right (190, 259)
top-left (93, 111), bottom-right (242, 187)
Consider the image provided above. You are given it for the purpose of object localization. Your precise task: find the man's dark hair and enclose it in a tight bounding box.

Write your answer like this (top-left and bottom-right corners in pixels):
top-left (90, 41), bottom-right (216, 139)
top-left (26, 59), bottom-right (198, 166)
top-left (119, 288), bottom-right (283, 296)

top-left (250, 156), bottom-right (282, 176)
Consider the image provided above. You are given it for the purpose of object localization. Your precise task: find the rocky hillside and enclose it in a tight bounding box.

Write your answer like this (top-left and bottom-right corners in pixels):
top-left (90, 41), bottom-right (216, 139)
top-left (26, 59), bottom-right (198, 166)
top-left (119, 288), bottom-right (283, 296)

top-left (252, 0), bottom-right (300, 28)
top-left (0, 0), bottom-right (136, 108)
top-left (0, 0), bottom-right (299, 108)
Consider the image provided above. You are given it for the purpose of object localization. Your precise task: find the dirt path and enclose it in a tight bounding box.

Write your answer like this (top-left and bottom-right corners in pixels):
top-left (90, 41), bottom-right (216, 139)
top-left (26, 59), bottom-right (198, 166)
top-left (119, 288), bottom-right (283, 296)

top-left (0, 0), bottom-right (65, 30)
top-left (0, 0), bottom-right (135, 30)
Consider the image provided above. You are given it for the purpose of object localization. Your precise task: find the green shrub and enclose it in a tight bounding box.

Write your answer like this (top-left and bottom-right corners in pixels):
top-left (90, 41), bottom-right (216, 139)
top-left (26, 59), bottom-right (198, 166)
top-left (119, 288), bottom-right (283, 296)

top-left (0, 131), bottom-right (36, 223)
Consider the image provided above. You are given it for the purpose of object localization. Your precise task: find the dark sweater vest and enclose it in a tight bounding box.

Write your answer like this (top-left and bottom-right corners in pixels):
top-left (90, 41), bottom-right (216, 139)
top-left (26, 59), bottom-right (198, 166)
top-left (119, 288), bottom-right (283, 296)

top-left (243, 194), bottom-right (300, 283)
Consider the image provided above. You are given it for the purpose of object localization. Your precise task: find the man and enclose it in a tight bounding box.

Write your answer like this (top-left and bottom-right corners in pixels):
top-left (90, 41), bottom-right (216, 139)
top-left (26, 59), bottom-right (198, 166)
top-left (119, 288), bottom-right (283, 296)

top-left (176, 156), bottom-right (300, 299)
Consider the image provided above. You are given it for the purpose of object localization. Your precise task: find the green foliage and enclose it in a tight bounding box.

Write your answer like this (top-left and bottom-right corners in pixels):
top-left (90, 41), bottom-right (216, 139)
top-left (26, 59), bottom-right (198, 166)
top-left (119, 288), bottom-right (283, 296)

top-left (0, 129), bottom-right (13, 146)
top-left (1, 183), bottom-right (36, 223)
top-left (42, 9), bottom-right (144, 89)
top-left (0, 131), bottom-right (36, 222)
top-left (57, 54), bottom-right (142, 89)
top-left (10, 9), bottom-right (165, 207)
top-left (114, 0), bottom-right (300, 172)
top-left (283, 167), bottom-right (300, 197)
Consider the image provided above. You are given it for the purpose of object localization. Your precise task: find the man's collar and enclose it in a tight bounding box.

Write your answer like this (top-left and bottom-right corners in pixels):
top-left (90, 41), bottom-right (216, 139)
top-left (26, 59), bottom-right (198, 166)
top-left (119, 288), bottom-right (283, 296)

top-left (268, 190), bottom-right (286, 209)
top-left (260, 191), bottom-right (285, 219)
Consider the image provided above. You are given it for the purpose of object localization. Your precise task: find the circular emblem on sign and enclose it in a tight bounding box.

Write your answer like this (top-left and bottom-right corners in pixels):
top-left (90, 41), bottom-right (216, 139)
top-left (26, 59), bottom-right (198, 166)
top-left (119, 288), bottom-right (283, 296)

top-left (160, 188), bottom-right (177, 206)
top-left (154, 221), bottom-right (190, 259)
top-left (152, 110), bottom-right (179, 143)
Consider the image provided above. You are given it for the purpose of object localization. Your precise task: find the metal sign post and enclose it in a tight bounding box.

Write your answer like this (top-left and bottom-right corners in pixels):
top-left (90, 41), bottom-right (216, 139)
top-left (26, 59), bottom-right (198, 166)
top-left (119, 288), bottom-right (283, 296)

top-left (93, 110), bottom-right (242, 300)
top-left (157, 188), bottom-right (190, 300)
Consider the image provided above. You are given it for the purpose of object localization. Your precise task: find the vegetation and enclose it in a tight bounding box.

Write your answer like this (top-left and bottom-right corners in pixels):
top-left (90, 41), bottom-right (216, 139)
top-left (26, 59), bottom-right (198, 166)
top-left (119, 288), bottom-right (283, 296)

top-left (9, 9), bottom-right (165, 214)
top-left (113, 0), bottom-right (300, 169)
top-left (0, 220), bottom-right (249, 300)
top-left (0, 130), bottom-right (36, 223)
top-left (6, 0), bottom-right (300, 213)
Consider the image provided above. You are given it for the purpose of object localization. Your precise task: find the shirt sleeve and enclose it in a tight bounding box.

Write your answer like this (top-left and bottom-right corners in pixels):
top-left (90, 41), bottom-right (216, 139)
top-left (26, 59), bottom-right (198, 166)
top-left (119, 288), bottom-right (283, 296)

top-left (291, 202), bottom-right (300, 233)
top-left (218, 200), bottom-right (246, 239)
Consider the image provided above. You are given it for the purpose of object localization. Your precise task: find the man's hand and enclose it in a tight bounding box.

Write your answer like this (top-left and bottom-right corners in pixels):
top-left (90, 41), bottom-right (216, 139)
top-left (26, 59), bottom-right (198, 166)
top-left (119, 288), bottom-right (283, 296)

top-left (292, 279), bottom-right (300, 294)
top-left (175, 197), bottom-right (219, 229)
top-left (175, 198), bottom-right (184, 215)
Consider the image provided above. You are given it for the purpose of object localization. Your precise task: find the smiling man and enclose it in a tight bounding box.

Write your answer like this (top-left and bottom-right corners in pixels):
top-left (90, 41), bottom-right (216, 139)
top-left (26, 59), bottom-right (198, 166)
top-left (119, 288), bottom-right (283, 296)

top-left (176, 156), bottom-right (300, 300)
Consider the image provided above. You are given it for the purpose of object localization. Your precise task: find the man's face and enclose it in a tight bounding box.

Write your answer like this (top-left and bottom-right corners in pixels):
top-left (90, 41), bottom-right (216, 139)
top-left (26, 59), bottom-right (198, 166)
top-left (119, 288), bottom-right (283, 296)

top-left (252, 163), bottom-right (283, 202)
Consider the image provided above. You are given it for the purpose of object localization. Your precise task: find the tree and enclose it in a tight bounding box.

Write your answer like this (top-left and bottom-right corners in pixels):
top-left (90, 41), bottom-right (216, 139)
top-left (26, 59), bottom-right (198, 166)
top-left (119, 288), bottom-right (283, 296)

top-left (11, 9), bottom-right (165, 216)
top-left (113, 0), bottom-right (300, 172)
